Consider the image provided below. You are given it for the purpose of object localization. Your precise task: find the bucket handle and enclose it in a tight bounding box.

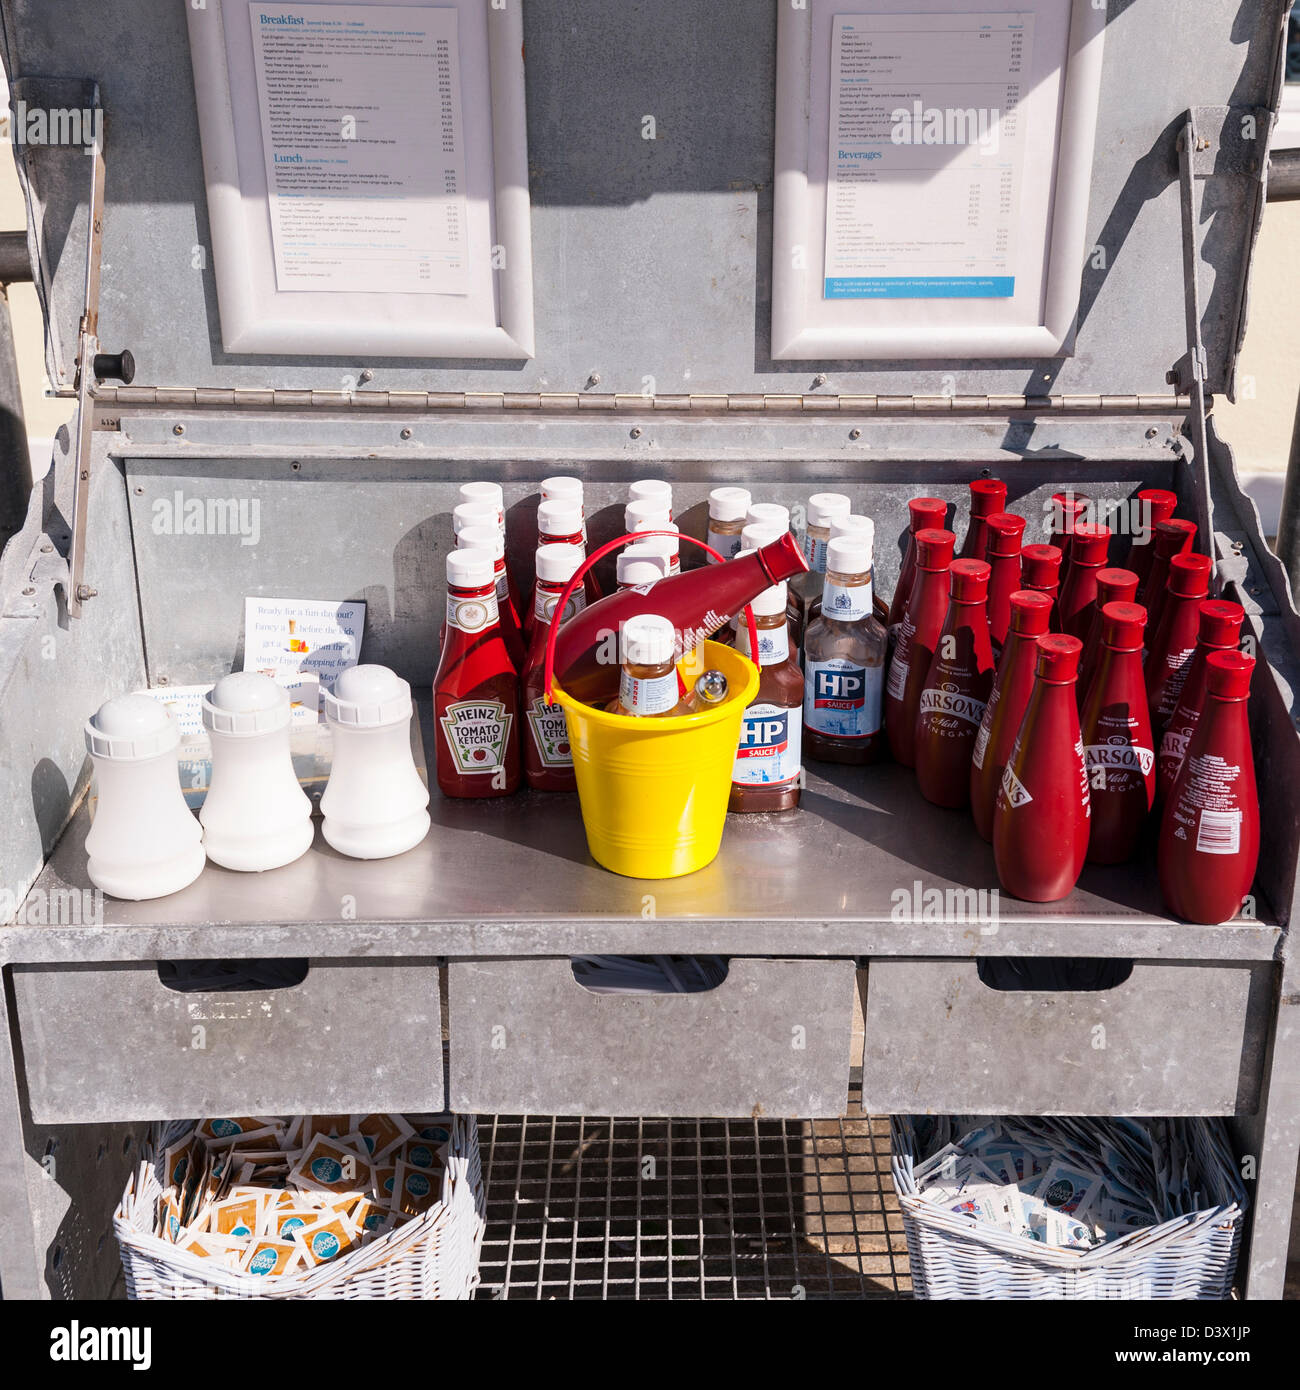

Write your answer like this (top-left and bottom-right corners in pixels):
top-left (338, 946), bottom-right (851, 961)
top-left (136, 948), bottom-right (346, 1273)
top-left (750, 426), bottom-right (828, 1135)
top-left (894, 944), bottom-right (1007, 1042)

top-left (543, 531), bottom-right (761, 703)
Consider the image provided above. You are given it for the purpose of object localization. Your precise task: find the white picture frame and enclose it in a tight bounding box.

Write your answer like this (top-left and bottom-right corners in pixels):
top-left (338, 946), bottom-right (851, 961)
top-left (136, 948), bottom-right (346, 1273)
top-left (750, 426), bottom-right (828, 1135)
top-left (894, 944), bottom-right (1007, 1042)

top-left (186, 0), bottom-right (534, 358)
top-left (772, 0), bottom-right (1106, 361)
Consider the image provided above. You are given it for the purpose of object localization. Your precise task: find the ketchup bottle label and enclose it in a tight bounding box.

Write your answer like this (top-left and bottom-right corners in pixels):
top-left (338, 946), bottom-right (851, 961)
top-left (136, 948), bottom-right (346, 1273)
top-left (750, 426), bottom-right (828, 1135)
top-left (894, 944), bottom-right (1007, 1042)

top-left (734, 703), bottom-right (802, 785)
top-left (447, 591), bottom-right (500, 634)
top-left (525, 697), bottom-right (572, 769)
top-left (805, 659), bottom-right (881, 738)
top-left (534, 588), bottom-right (587, 625)
top-left (439, 699), bottom-right (513, 773)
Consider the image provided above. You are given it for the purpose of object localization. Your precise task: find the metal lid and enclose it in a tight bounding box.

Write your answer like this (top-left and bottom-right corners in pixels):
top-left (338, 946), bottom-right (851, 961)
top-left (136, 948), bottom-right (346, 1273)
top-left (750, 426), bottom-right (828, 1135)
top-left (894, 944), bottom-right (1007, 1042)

top-left (85, 693), bottom-right (181, 760)
top-left (202, 671), bottom-right (291, 736)
top-left (322, 664), bottom-right (413, 728)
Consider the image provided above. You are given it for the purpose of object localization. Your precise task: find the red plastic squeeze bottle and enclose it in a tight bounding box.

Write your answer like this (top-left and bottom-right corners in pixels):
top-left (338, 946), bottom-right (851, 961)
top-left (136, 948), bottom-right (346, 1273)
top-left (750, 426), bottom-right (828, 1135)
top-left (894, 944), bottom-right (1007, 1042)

top-left (914, 558), bottom-right (995, 808)
top-left (1158, 650), bottom-right (1259, 924)
top-left (522, 545), bottom-right (588, 791)
top-left (992, 634), bottom-right (1090, 902)
top-left (959, 478), bottom-right (1007, 561)
top-left (1057, 522), bottom-right (1111, 639)
top-left (1049, 491), bottom-right (1089, 570)
top-left (1078, 567), bottom-right (1139, 702)
top-left (459, 481), bottom-right (524, 626)
top-left (1080, 602), bottom-right (1155, 864)
top-left (884, 528), bottom-right (955, 767)
top-left (1143, 517), bottom-right (1197, 627)
top-left (434, 549), bottom-right (522, 798)
top-left (550, 532), bottom-right (808, 707)
top-left (887, 497), bottom-right (947, 636)
top-left (1145, 551), bottom-right (1213, 736)
top-left (456, 524), bottom-right (526, 673)
top-left (1156, 599), bottom-right (1244, 803)
top-left (983, 512), bottom-right (1027, 659)
top-left (1124, 488), bottom-right (1178, 595)
top-left (969, 590), bottom-right (1053, 841)
top-left (1020, 543), bottom-right (1063, 627)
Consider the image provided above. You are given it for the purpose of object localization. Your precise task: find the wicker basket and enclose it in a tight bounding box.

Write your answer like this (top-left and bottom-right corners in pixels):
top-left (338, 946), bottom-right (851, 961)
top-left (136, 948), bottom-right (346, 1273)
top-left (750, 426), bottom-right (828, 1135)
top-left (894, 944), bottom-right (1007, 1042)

top-left (891, 1115), bottom-right (1247, 1300)
top-left (114, 1114), bottom-right (486, 1299)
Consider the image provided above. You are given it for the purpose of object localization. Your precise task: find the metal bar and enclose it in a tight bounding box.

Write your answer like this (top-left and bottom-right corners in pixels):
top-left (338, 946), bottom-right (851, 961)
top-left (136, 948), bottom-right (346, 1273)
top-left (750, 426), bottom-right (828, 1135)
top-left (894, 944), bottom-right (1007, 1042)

top-left (0, 231), bottom-right (33, 285)
top-left (1266, 146), bottom-right (1300, 201)
top-left (1176, 115), bottom-right (1216, 555)
top-left (1274, 381), bottom-right (1300, 591)
top-left (0, 287), bottom-right (33, 554)
top-left (0, 972), bottom-right (44, 1298)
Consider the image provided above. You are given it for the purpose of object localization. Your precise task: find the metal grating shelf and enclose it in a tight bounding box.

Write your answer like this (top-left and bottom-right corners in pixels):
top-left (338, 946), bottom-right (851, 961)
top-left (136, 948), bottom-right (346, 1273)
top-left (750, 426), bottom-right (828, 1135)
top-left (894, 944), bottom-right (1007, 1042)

top-left (475, 1090), bottom-right (910, 1300)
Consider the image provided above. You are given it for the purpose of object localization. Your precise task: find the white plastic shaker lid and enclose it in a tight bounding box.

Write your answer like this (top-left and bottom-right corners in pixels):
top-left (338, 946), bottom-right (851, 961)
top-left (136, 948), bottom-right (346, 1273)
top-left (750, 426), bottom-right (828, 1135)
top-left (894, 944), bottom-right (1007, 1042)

top-left (203, 671), bottom-right (291, 736)
top-left (323, 664), bottom-right (412, 728)
top-left (85, 693), bottom-right (181, 760)
top-left (621, 613), bottom-right (676, 667)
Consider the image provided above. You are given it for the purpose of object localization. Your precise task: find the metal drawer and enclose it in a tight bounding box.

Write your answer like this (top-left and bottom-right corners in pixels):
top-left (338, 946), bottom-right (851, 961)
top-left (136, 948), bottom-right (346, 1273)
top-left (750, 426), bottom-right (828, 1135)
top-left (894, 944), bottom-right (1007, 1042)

top-left (10, 958), bottom-right (443, 1124)
top-left (447, 957), bottom-right (855, 1118)
top-left (860, 958), bottom-right (1272, 1117)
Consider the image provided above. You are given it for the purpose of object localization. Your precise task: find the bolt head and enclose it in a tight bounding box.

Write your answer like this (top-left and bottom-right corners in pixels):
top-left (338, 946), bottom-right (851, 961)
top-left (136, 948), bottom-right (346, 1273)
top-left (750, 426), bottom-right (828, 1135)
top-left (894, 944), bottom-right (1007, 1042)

top-left (173, 423), bottom-right (185, 436)
top-left (630, 427), bottom-right (642, 439)
top-left (400, 427), bottom-right (413, 440)
top-left (849, 428), bottom-right (862, 441)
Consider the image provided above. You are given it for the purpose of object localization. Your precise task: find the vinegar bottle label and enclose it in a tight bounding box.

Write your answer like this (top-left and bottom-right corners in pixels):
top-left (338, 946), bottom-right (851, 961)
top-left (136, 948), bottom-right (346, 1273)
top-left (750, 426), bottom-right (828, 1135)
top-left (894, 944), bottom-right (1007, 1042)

top-left (447, 590), bottom-right (500, 634)
top-left (439, 699), bottom-right (513, 774)
top-left (804, 659), bottom-right (882, 738)
top-left (525, 697), bottom-right (572, 769)
top-left (733, 702), bottom-right (803, 785)
top-left (918, 686), bottom-right (986, 727)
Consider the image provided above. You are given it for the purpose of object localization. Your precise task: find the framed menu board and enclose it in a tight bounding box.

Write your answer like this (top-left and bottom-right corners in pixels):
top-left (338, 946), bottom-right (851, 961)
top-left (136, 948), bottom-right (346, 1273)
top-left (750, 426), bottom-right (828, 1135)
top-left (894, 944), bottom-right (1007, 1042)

top-left (772, 1), bottom-right (1106, 360)
top-left (187, 0), bottom-right (534, 358)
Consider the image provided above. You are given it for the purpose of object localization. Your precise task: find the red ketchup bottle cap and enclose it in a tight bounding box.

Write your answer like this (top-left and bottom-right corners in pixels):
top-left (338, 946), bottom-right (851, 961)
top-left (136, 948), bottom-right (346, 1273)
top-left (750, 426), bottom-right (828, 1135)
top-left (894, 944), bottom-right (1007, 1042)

top-left (1205, 648), bottom-right (1254, 700)
top-left (984, 512), bottom-right (1027, 557)
top-left (1069, 522), bottom-right (1112, 566)
top-left (1020, 543), bottom-right (1063, 585)
top-left (1008, 589), bottom-right (1054, 635)
top-left (949, 558), bottom-right (991, 601)
top-left (969, 479), bottom-right (1008, 516)
top-left (1196, 599), bottom-right (1244, 647)
top-left (1100, 600), bottom-right (1147, 650)
top-left (1154, 517), bottom-right (1198, 558)
top-left (1166, 551), bottom-right (1212, 598)
top-left (1035, 633), bottom-right (1083, 682)
top-left (1095, 567), bottom-right (1139, 605)
top-left (914, 527), bottom-right (956, 569)
top-left (909, 497), bottom-right (948, 531)
top-left (1137, 489), bottom-right (1178, 529)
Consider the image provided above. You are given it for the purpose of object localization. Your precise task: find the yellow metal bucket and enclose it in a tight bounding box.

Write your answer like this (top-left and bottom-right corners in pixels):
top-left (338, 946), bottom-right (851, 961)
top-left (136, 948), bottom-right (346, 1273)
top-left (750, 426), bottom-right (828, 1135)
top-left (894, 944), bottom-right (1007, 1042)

top-left (552, 639), bottom-right (760, 879)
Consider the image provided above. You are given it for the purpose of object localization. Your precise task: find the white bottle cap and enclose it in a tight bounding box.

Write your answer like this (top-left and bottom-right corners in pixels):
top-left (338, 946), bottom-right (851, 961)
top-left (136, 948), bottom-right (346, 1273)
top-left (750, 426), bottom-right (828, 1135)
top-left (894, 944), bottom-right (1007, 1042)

top-left (459, 482), bottom-right (503, 516)
top-left (447, 548), bottom-right (495, 589)
top-left (627, 519), bottom-right (679, 563)
top-left (733, 549), bottom-right (787, 615)
top-left (541, 476), bottom-right (583, 504)
top-left (203, 671), bottom-right (291, 736)
top-left (830, 513), bottom-right (874, 542)
top-left (617, 543), bottom-right (670, 587)
top-left (621, 613), bottom-right (676, 666)
top-left (538, 498), bottom-right (584, 536)
top-left (629, 479), bottom-right (672, 511)
top-left (456, 524), bottom-right (504, 560)
top-left (746, 502), bottom-right (790, 529)
top-left (535, 543), bottom-right (585, 584)
top-left (453, 501), bottom-right (499, 535)
top-left (807, 493), bottom-right (853, 527)
top-left (827, 534), bottom-right (872, 576)
top-left (85, 693), bottom-right (181, 760)
top-left (741, 520), bottom-right (784, 550)
top-left (323, 663), bottom-right (413, 729)
top-left (624, 499), bottom-right (672, 531)
top-left (709, 487), bottom-right (751, 522)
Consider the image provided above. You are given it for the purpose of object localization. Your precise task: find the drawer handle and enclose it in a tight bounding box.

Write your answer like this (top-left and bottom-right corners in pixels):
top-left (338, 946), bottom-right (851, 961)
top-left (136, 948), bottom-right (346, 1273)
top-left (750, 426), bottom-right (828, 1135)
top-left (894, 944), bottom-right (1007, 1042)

top-left (156, 959), bottom-right (310, 993)
top-left (976, 958), bottom-right (1133, 993)
top-left (569, 955), bottom-right (729, 995)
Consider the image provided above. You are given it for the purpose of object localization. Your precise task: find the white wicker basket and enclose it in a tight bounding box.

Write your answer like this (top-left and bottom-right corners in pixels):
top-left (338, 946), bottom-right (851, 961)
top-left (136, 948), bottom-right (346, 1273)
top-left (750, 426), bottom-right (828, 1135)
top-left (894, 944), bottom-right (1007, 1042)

top-left (114, 1114), bottom-right (486, 1300)
top-left (891, 1115), bottom-right (1246, 1300)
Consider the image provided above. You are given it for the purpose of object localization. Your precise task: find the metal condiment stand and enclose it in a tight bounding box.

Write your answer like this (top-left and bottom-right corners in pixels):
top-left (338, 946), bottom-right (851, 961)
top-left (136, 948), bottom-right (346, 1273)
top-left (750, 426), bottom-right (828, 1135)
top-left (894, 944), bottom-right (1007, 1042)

top-left (0, 0), bottom-right (1297, 1300)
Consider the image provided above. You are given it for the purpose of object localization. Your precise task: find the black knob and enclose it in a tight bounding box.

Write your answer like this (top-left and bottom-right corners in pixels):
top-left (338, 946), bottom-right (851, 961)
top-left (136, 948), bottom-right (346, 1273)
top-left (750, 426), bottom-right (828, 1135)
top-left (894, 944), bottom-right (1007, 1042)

top-left (93, 349), bottom-right (135, 384)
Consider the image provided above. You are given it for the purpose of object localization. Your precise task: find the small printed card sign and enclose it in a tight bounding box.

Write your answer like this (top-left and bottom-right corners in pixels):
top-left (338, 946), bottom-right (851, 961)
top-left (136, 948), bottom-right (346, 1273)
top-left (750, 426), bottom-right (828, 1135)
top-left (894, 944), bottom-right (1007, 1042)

top-left (243, 597), bottom-right (366, 725)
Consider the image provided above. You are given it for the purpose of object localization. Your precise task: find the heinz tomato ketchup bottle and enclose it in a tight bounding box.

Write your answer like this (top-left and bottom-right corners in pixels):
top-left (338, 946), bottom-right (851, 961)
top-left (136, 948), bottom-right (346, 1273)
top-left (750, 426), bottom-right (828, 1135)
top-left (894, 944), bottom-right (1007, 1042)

top-left (1057, 522), bottom-right (1111, 639)
top-left (1156, 599), bottom-right (1244, 804)
top-left (1159, 650), bottom-right (1259, 924)
top-left (914, 559), bottom-right (995, 808)
top-left (884, 528), bottom-right (955, 768)
top-left (969, 590), bottom-right (1053, 841)
top-left (993, 635), bottom-right (1090, 902)
top-left (959, 478), bottom-right (1007, 561)
top-left (1146, 551), bottom-right (1213, 736)
top-left (983, 512), bottom-right (1027, 660)
top-left (1080, 602), bottom-right (1155, 864)
top-left (1078, 567), bottom-right (1139, 703)
top-left (887, 497), bottom-right (948, 638)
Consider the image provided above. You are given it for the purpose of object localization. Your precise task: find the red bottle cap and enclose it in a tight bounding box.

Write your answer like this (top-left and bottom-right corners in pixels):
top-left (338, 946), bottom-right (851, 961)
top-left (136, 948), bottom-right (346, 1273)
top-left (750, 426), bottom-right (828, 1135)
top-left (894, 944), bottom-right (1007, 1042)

top-left (1196, 599), bottom-right (1244, 648)
top-left (1051, 491), bottom-right (1089, 531)
top-left (909, 497), bottom-right (948, 532)
top-left (1034, 633), bottom-right (1082, 683)
top-left (1100, 601), bottom-right (1146, 651)
top-left (1008, 590), bottom-right (1054, 635)
top-left (1165, 551), bottom-right (1212, 598)
top-left (968, 478), bottom-right (1007, 517)
top-left (1069, 522), bottom-right (1111, 566)
top-left (914, 527), bottom-right (956, 569)
top-left (984, 512), bottom-right (1027, 557)
top-left (1021, 543), bottom-right (1063, 586)
top-left (1205, 648), bottom-right (1254, 700)
top-left (1095, 567), bottom-right (1138, 605)
top-left (1153, 517), bottom-right (1198, 559)
top-left (1136, 489), bottom-right (1178, 532)
top-left (950, 558), bottom-right (991, 601)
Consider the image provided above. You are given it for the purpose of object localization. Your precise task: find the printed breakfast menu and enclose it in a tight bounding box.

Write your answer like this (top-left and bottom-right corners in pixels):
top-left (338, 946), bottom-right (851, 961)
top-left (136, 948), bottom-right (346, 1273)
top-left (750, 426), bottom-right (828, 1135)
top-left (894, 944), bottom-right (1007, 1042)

top-left (824, 11), bottom-right (1033, 300)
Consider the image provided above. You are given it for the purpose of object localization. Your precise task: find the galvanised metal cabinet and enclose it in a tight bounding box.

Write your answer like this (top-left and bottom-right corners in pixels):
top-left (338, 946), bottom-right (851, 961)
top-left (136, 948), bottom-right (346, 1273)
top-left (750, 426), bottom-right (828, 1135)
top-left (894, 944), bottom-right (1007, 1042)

top-left (0, 0), bottom-right (1297, 1300)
